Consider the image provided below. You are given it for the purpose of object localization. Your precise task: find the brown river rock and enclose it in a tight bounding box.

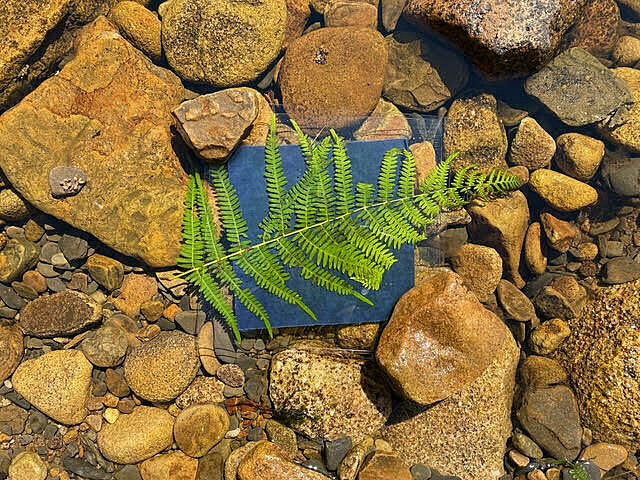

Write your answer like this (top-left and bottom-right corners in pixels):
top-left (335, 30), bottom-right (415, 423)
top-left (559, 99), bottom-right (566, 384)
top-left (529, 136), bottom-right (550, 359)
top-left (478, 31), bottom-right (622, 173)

top-left (0, 17), bottom-right (187, 268)
top-left (376, 271), bottom-right (513, 405)
top-left (0, 325), bottom-right (23, 384)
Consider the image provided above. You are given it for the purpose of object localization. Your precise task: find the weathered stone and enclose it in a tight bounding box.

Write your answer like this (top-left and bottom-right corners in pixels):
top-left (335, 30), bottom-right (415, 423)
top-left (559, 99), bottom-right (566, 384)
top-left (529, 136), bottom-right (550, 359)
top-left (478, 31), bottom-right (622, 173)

top-left (0, 17), bottom-right (187, 268)
top-left (555, 133), bottom-right (604, 181)
top-left (468, 191), bottom-right (530, 287)
top-left (599, 151), bottom-right (640, 197)
top-left (403, 0), bottom-right (589, 78)
top-left (382, 328), bottom-right (519, 480)
top-left (265, 420), bottom-right (298, 459)
top-left (443, 94), bottom-right (508, 172)
top-left (381, 0), bottom-right (407, 30)
top-left (196, 321), bottom-right (220, 375)
top-left (140, 451), bottom-right (198, 480)
top-left (225, 443), bottom-right (260, 480)
top-left (279, 27), bottom-right (388, 132)
top-left (529, 169), bottom-right (598, 212)
top-left (496, 279), bottom-right (536, 322)
top-left (174, 404), bottom-right (229, 457)
top-left (524, 222), bottom-right (548, 275)
top-left (603, 256), bottom-right (640, 284)
top-left (97, 406), bottom-right (175, 464)
top-left (324, 2), bottom-right (378, 28)
top-left (335, 323), bottom-right (380, 350)
top-left (530, 318), bottom-right (571, 355)
top-left (237, 441), bottom-right (328, 480)
top-left (81, 324), bottom-right (129, 367)
top-left (580, 443), bottom-right (628, 474)
top-left (509, 117), bottom-right (556, 170)
top-left (376, 272), bottom-right (513, 405)
top-left (410, 141), bottom-right (437, 186)
top-left (108, 1), bottom-right (162, 63)
top-left (526, 48), bottom-right (632, 127)
top-left (561, 0), bottom-right (620, 57)
top-left (599, 67), bottom-right (640, 152)
top-left (112, 273), bottom-right (158, 318)
top-left (0, 189), bottom-right (31, 222)
top-left (125, 330), bottom-right (199, 402)
top-left (162, 0), bottom-right (286, 87)
top-left (269, 340), bottom-right (392, 443)
top-left (7, 451), bottom-right (47, 480)
top-left (612, 36), bottom-right (640, 66)
top-left (541, 213), bottom-right (578, 253)
top-left (87, 254), bottom-right (124, 291)
top-left (358, 451), bottom-right (412, 480)
top-left (12, 349), bottom-right (93, 425)
top-left (49, 166), bottom-right (87, 198)
top-left (0, 237), bottom-right (39, 284)
top-left (450, 244), bottom-right (502, 302)
top-left (172, 88), bottom-right (260, 163)
top-left (0, 324), bottom-right (22, 384)
top-left (353, 99), bottom-right (411, 141)
top-left (517, 385), bottom-right (582, 460)
top-left (518, 355), bottom-right (569, 390)
top-left (383, 30), bottom-right (468, 112)
top-left (19, 290), bottom-right (102, 337)
top-left (283, 0), bottom-right (310, 48)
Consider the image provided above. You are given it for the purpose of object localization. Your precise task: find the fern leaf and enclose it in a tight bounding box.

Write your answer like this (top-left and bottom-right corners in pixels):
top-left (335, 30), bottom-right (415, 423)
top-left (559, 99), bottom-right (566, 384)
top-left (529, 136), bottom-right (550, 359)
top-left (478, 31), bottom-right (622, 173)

top-left (377, 148), bottom-right (400, 202)
top-left (331, 130), bottom-right (355, 216)
top-left (208, 167), bottom-right (248, 244)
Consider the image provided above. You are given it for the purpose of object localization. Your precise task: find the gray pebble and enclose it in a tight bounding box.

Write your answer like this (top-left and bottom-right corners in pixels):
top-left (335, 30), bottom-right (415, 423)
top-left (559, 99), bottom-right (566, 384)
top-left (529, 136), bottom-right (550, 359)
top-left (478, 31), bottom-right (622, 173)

top-left (175, 310), bottom-right (206, 335)
top-left (59, 234), bottom-right (88, 262)
top-left (0, 284), bottom-right (26, 310)
top-left (223, 385), bottom-right (244, 398)
top-left (27, 411), bottom-right (48, 435)
top-left (512, 431), bottom-right (543, 459)
top-left (39, 242), bottom-right (60, 263)
top-left (561, 461), bottom-right (600, 480)
top-left (244, 376), bottom-right (267, 402)
top-left (37, 261), bottom-right (58, 278)
top-left (324, 436), bottom-right (352, 471)
top-left (411, 464), bottom-right (432, 480)
top-left (0, 307), bottom-right (17, 319)
top-left (113, 465), bottom-right (143, 480)
top-left (46, 277), bottom-right (66, 293)
top-left (49, 166), bottom-right (87, 198)
top-left (5, 226), bottom-right (24, 239)
top-left (247, 426), bottom-right (264, 442)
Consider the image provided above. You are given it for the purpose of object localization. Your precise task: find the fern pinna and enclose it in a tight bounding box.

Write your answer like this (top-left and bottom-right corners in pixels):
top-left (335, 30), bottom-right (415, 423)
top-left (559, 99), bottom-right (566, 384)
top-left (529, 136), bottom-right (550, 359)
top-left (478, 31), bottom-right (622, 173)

top-left (177, 116), bottom-right (521, 342)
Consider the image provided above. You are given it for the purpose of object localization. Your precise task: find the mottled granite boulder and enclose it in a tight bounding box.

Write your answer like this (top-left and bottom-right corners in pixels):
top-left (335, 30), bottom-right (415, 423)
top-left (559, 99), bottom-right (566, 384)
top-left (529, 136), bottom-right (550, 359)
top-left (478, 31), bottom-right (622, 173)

top-left (0, 17), bottom-right (187, 267)
top-left (383, 326), bottom-right (519, 480)
top-left (269, 340), bottom-right (392, 443)
top-left (402, 0), bottom-right (589, 77)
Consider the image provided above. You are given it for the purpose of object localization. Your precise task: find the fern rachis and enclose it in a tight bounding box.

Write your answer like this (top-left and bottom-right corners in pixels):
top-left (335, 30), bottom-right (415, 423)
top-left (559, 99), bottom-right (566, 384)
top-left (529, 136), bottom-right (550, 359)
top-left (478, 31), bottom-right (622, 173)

top-left (178, 115), bottom-right (521, 342)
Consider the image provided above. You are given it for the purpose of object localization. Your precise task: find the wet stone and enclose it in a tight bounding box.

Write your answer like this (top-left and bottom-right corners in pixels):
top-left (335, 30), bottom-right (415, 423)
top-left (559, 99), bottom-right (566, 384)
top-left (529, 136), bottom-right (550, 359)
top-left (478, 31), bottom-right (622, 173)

top-left (0, 284), bottom-right (26, 310)
top-left (46, 277), bottom-right (66, 293)
top-left (175, 310), bottom-right (206, 335)
top-left (63, 457), bottom-right (111, 480)
top-left (217, 364), bottom-right (245, 388)
top-left (49, 167), bottom-right (87, 198)
top-left (325, 436), bottom-right (352, 471)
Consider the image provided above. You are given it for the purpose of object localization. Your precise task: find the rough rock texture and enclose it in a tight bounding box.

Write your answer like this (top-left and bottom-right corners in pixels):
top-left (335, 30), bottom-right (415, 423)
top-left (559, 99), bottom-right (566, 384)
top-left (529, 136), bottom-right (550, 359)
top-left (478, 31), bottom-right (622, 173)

top-left (467, 191), bottom-right (530, 287)
top-left (112, 273), bottom-right (158, 318)
top-left (555, 133), bottom-right (604, 181)
top-left (529, 169), bottom-right (599, 212)
top-left (0, 324), bottom-right (23, 384)
top-left (162, 0), bottom-right (286, 86)
top-left (613, 36), bottom-right (640, 66)
top-left (519, 355), bottom-right (568, 390)
top-left (599, 68), bottom-right (640, 152)
top-left (19, 290), bottom-right (102, 338)
top-left (358, 451), bottom-right (413, 480)
top-left (443, 94), bottom-right (508, 172)
top-left (376, 272), bottom-right (512, 405)
top-left (139, 451), bottom-right (199, 480)
top-left (600, 151), bottom-right (640, 197)
top-left (86, 254), bottom-right (124, 291)
top-left (97, 406), bottom-right (175, 464)
top-left (555, 280), bottom-right (640, 451)
top-left (175, 376), bottom-right (225, 409)
top-left (402, 0), bottom-right (589, 78)
top-left (279, 27), bottom-right (388, 132)
top-left (237, 441), bottom-right (329, 480)
top-left (108, 1), bottom-right (162, 63)
top-left (283, 0), bottom-right (310, 48)
top-left (560, 0), bottom-right (620, 56)
top-left (174, 404), bottom-right (229, 457)
top-left (336, 323), bottom-right (380, 350)
top-left (0, 17), bottom-right (187, 268)
top-left (269, 341), bottom-right (392, 443)
top-left (7, 451), bottom-right (47, 480)
top-left (11, 349), bottom-right (93, 425)
top-left (172, 88), bottom-right (260, 162)
top-left (517, 385), bottom-right (582, 460)
top-left (383, 30), bottom-right (468, 112)
top-left (525, 222), bottom-right (548, 275)
top-left (525, 48), bottom-right (633, 127)
top-left (124, 330), bottom-right (200, 402)
top-left (0, 189), bottom-right (32, 222)
top-left (508, 117), bottom-right (556, 170)
top-left (80, 324), bottom-right (129, 367)
top-left (0, 238), bottom-right (39, 283)
top-left (324, 2), bottom-right (378, 28)
top-left (0, 0), bottom-right (114, 111)
top-left (496, 279), bottom-right (536, 322)
top-left (530, 318), bottom-right (572, 355)
top-left (383, 327), bottom-right (519, 480)
top-left (541, 212), bottom-right (578, 253)
top-left (450, 244), bottom-right (502, 302)
top-left (353, 99), bottom-right (411, 141)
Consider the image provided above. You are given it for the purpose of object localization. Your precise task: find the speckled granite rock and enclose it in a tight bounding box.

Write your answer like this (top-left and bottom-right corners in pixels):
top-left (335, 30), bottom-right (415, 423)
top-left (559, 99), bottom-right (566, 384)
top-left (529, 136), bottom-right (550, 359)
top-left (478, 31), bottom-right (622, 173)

top-left (0, 17), bottom-right (187, 268)
top-left (237, 441), bottom-right (328, 480)
top-left (269, 340), bottom-right (392, 443)
top-left (555, 280), bottom-right (640, 452)
top-left (382, 327), bottom-right (519, 480)
top-left (402, 0), bottom-right (589, 78)
top-left (108, 1), bottom-right (162, 63)
top-left (162, 0), bottom-right (286, 86)
top-left (140, 451), bottom-right (198, 480)
top-left (599, 68), bottom-right (640, 153)
top-left (560, 0), bottom-right (620, 57)
top-left (12, 349), bottom-right (93, 425)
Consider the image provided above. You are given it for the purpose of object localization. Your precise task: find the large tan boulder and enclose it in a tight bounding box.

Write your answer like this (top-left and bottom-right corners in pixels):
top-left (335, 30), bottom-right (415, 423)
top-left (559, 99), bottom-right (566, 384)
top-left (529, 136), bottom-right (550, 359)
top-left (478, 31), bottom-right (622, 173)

top-left (0, 17), bottom-right (187, 267)
top-left (382, 326), bottom-right (519, 480)
top-left (376, 272), bottom-right (513, 405)
top-left (237, 441), bottom-right (328, 480)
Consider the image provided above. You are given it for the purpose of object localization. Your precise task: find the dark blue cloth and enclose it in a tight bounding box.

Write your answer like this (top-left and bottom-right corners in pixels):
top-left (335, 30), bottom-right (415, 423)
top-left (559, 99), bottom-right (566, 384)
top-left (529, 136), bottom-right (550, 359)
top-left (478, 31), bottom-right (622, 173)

top-left (223, 138), bottom-right (414, 331)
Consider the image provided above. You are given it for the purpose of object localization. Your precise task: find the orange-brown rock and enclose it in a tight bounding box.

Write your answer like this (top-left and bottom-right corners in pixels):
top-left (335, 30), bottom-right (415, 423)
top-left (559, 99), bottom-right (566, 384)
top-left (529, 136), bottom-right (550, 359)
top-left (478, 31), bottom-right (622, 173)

top-left (376, 272), bottom-right (513, 405)
top-left (540, 213), bottom-right (578, 253)
top-left (358, 451), bottom-right (412, 480)
top-left (524, 222), bottom-right (548, 275)
top-left (139, 451), bottom-right (198, 480)
top-left (111, 273), bottom-right (158, 318)
top-left (0, 17), bottom-right (187, 268)
top-left (283, 0), bottom-right (310, 48)
top-left (279, 27), bottom-right (388, 132)
top-left (237, 441), bottom-right (328, 480)
top-left (0, 324), bottom-right (23, 384)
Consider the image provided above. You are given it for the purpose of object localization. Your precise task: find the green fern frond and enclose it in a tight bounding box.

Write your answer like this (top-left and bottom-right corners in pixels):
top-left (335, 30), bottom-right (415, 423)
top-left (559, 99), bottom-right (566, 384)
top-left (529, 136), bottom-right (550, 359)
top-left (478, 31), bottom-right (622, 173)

top-left (178, 115), bottom-right (521, 341)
